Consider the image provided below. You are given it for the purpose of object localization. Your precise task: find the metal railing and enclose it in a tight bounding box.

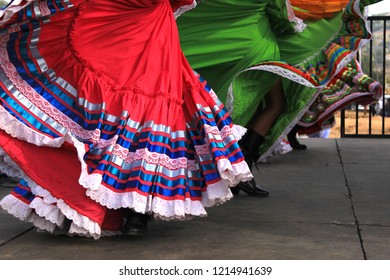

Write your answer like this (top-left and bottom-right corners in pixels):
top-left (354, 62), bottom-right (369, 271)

top-left (340, 15), bottom-right (390, 138)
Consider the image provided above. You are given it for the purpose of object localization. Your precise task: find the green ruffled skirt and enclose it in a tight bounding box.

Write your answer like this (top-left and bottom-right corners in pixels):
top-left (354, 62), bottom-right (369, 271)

top-left (178, 0), bottom-right (382, 159)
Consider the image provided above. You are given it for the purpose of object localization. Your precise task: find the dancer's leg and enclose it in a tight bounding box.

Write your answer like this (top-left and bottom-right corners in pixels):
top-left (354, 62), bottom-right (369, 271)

top-left (251, 79), bottom-right (286, 136)
top-left (233, 79), bottom-right (285, 197)
top-left (287, 124), bottom-right (307, 150)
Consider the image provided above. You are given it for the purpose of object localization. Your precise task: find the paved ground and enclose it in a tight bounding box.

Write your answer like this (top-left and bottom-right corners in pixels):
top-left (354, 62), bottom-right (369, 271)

top-left (0, 138), bottom-right (389, 260)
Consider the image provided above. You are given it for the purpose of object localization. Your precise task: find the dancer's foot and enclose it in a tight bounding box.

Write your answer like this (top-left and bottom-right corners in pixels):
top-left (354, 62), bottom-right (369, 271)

top-left (287, 136), bottom-right (307, 150)
top-left (123, 211), bottom-right (149, 236)
top-left (287, 125), bottom-right (307, 150)
top-left (233, 178), bottom-right (269, 197)
top-left (236, 129), bottom-right (270, 197)
top-left (53, 218), bottom-right (72, 235)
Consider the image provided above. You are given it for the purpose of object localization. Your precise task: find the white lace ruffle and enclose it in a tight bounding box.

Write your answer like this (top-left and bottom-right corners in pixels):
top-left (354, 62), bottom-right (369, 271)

top-left (0, 148), bottom-right (103, 239)
top-left (226, 63), bottom-right (318, 113)
top-left (1, 34), bottom-right (96, 144)
top-left (1, 117), bottom-right (251, 233)
top-left (29, 197), bottom-right (65, 227)
top-left (82, 157), bottom-right (251, 219)
top-left (2, 136), bottom-right (248, 231)
top-left (174, 0), bottom-right (197, 19)
top-left (231, 124), bottom-right (247, 140)
top-left (72, 123), bottom-right (252, 217)
top-left (217, 158), bottom-right (235, 183)
top-left (259, 139), bottom-right (292, 163)
top-left (0, 106), bottom-right (65, 147)
top-left (83, 158), bottom-right (251, 220)
top-left (0, 194), bottom-right (56, 233)
top-left (56, 199), bottom-right (102, 238)
top-left (0, 148), bottom-right (24, 179)
top-left (0, 0), bottom-right (35, 25)
top-left (229, 160), bottom-right (253, 185)
top-left (29, 183), bottom-right (102, 239)
top-left (217, 159), bottom-right (252, 186)
top-left (85, 183), bottom-right (208, 220)
top-left (0, 194), bottom-right (32, 220)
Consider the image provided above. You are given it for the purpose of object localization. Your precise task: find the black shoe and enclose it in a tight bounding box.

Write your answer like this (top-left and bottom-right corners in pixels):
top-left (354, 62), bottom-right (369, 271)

top-left (238, 129), bottom-right (265, 166)
top-left (236, 129), bottom-right (269, 197)
top-left (287, 125), bottom-right (307, 150)
top-left (53, 218), bottom-right (72, 236)
top-left (123, 211), bottom-right (149, 236)
top-left (231, 186), bottom-right (240, 196)
top-left (236, 178), bottom-right (269, 197)
top-left (289, 139), bottom-right (307, 150)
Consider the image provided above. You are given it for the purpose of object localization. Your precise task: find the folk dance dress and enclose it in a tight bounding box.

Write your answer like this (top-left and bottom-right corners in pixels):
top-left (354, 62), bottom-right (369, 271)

top-left (177, 0), bottom-right (383, 160)
top-left (0, 0), bottom-right (252, 239)
top-left (286, 0), bottom-right (383, 136)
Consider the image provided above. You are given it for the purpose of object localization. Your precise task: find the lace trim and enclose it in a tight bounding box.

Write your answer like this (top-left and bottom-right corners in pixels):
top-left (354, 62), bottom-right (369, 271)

top-left (85, 184), bottom-right (203, 219)
top-left (112, 145), bottom-right (198, 171)
top-left (1, 136), bottom-right (250, 233)
top-left (0, 148), bottom-right (103, 238)
top-left (1, 101), bottom-right (250, 216)
top-left (2, 134), bottom-right (249, 232)
top-left (0, 194), bottom-right (57, 233)
top-left (0, 148), bottom-right (24, 178)
top-left (226, 64), bottom-right (317, 113)
top-left (286, 0), bottom-right (307, 33)
top-left (0, 106), bottom-right (65, 147)
top-left (85, 183), bottom-right (234, 221)
top-left (259, 139), bottom-right (293, 163)
top-left (0, 34), bottom-right (95, 141)
top-left (29, 197), bottom-right (65, 227)
top-left (231, 124), bottom-right (247, 141)
top-left (174, 0), bottom-right (197, 20)
top-left (0, 194), bottom-right (32, 220)
top-left (203, 123), bottom-right (247, 143)
top-left (0, 0), bottom-right (34, 25)
top-left (81, 157), bottom-right (251, 220)
top-left (0, 0), bottom-right (62, 25)
top-left (73, 122), bottom-right (252, 203)
top-left (1, 28), bottom-right (70, 148)
top-left (74, 121), bottom-right (251, 174)
top-left (31, 184), bottom-right (102, 239)
top-left (72, 134), bottom-right (252, 219)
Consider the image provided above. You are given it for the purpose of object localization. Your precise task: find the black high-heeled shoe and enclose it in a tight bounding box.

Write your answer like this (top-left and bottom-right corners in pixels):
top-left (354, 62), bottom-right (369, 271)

top-left (234, 178), bottom-right (269, 197)
top-left (233, 129), bottom-right (270, 197)
top-left (287, 125), bottom-right (307, 150)
top-left (122, 211), bottom-right (149, 236)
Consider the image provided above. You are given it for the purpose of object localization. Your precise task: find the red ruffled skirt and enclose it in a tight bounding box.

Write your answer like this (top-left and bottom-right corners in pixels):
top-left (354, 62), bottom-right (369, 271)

top-left (0, 0), bottom-right (252, 238)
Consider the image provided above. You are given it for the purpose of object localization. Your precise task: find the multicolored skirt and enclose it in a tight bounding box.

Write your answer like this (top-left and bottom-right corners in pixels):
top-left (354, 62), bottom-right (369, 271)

top-left (0, 0), bottom-right (252, 239)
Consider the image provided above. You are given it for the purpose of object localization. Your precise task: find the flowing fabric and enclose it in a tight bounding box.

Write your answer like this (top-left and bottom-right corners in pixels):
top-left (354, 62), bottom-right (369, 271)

top-left (288, 0), bottom-right (382, 136)
top-left (0, 0), bottom-right (252, 239)
top-left (297, 58), bottom-right (382, 135)
top-left (292, 0), bottom-right (351, 20)
top-left (177, 0), bottom-right (383, 160)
